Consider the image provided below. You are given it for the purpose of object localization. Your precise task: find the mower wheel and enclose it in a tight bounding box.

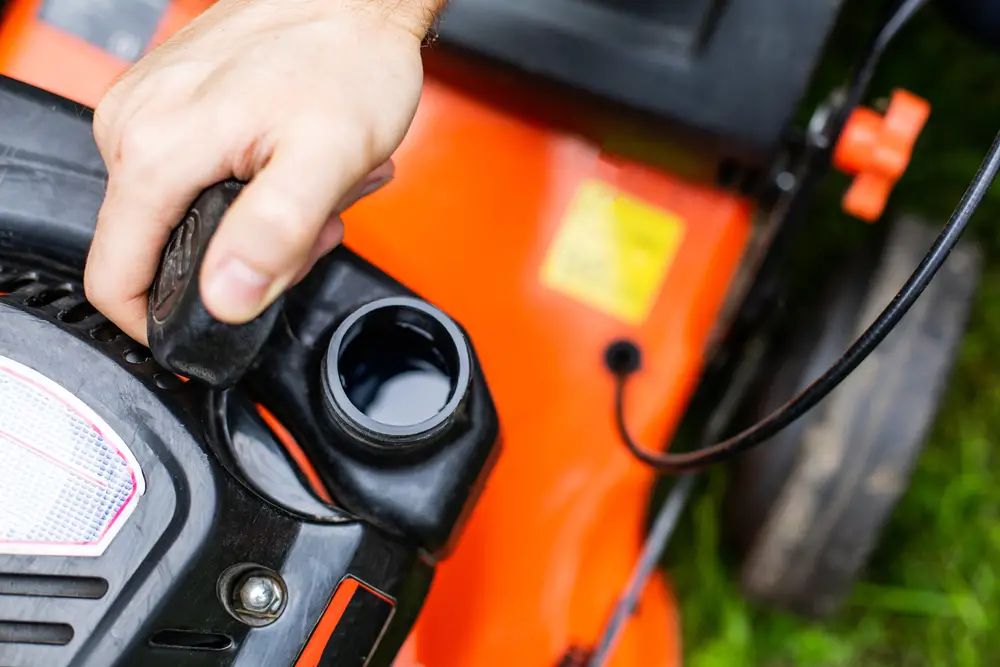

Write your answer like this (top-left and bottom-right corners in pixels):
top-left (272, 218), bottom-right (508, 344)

top-left (723, 215), bottom-right (982, 618)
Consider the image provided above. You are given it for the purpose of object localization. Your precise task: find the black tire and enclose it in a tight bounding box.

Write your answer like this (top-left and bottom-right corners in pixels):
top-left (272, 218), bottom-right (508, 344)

top-left (723, 215), bottom-right (982, 618)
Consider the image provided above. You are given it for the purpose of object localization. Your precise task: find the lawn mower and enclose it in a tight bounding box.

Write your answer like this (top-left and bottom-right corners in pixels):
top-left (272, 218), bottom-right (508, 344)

top-left (0, 0), bottom-right (997, 666)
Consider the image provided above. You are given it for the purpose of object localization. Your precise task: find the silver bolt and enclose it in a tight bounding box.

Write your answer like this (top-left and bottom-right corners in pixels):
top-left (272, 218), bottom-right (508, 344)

top-left (238, 575), bottom-right (283, 615)
top-left (218, 564), bottom-right (288, 627)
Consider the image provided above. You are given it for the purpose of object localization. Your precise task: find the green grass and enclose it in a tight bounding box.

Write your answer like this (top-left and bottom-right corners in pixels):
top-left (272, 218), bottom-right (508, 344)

top-left (670, 3), bottom-right (1000, 665)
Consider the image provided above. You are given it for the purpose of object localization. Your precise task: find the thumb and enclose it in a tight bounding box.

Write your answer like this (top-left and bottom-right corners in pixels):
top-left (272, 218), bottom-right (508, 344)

top-left (198, 132), bottom-right (374, 323)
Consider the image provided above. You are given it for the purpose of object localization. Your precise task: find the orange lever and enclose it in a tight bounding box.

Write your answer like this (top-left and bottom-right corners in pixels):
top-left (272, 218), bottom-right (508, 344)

top-left (832, 89), bottom-right (930, 222)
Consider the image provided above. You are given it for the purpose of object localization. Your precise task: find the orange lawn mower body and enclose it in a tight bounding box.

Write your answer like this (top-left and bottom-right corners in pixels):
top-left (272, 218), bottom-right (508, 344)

top-left (0, 0), bottom-right (941, 665)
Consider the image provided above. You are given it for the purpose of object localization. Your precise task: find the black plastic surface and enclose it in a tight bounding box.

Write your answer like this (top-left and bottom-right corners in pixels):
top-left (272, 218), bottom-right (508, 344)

top-left (216, 392), bottom-right (345, 523)
top-left (0, 75), bottom-right (105, 267)
top-left (148, 180), bottom-right (282, 389)
top-left (0, 264), bottom-right (427, 667)
top-left (0, 76), bottom-right (500, 666)
top-left (436, 0), bottom-right (846, 161)
top-left (249, 249), bottom-right (501, 557)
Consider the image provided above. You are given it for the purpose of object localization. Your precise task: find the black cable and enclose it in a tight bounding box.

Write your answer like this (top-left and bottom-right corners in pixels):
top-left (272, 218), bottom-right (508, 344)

top-left (612, 129), bottom-right (1000, 474)
top-left (732, 0), bottom-right (931, 341)
top-left (840, 0), bottom-right (930, 119)
top-left (606, 0), bottom-right (976, 474)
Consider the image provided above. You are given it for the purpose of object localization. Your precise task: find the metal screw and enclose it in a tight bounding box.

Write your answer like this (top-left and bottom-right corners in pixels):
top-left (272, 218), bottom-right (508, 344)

top-left (225, 569), bottom-right (287, 626)
top-left (239, 576), bottom-right (281, 614)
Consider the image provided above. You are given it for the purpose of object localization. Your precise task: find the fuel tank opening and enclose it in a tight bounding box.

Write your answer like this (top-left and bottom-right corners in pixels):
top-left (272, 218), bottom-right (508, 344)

top-left (322, 296), bottom-right (471, 450)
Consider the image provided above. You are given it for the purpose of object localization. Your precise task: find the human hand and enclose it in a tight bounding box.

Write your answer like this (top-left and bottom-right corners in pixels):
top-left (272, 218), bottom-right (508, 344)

top-left (84, 0), bottom-right (440, 345)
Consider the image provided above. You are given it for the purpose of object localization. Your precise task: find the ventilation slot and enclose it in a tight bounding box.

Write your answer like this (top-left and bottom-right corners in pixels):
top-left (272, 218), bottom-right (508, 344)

top-left (0, 621), bottom-right (74, 646)
top-left (0, 274), bottom-right (38, 294)
top-left (124, 349), bottom-right (152, 365)
top-left (90, 321), bottom-right (123, 343)
top-left (0, 574), bottom-right (108, 600)
top-left (59, 300), bottom-right (99, 324)
top-left (149, 629), bottom-right (233, 652)
top-left (23, 284), bottom-right (75, 308)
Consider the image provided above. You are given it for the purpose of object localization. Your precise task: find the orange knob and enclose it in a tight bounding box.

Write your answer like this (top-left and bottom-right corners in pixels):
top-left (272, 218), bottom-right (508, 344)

top-left (832, 89), bottom-right (930, 222)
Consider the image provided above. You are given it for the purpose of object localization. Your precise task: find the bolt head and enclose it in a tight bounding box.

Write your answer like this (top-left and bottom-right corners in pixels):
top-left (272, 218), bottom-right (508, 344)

top-left (239, 575), bottom-right (282, 614)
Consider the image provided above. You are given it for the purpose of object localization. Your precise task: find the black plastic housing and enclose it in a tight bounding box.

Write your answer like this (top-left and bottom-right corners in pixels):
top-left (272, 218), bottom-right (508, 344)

top-left (0, 75), bottom-right (500, 667)
top-left (437, 0), bottom-right (846, 163)
top-left (250, 249), bottom-right (500, 558)
top-left (0, 280), bottom-right (429, 667)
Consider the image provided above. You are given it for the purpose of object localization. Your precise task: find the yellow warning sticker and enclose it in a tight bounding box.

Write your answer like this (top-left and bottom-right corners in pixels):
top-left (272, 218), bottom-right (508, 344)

top-left (540, 180), bottom-right (685, 325)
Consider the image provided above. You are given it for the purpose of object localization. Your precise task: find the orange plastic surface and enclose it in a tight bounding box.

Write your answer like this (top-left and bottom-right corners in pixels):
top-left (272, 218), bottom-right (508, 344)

top-left (256, 403), bottom-right (334, 505)
top-left (0, 3), bottom-right (755, 663)
top-left (346, 74), bottom-right (752, 665)
top-left (295, 577), bottom-right (363, 667)
top-left (295, 576), bottom-right (396, 667)
top-left (833, 89), bottom-right (930, 222)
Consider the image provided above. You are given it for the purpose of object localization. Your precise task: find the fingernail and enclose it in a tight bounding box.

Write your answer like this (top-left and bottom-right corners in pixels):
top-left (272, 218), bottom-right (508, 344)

top-left (335, 174), bottom-right (393, 213)
top-left (203, 256), bottom-right (272, 322)
top-left (358, 174), bottom-right (392, 198)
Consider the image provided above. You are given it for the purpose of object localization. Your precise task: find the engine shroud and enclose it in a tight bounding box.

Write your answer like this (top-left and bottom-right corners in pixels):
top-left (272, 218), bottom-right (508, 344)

top-left (0, 75), bottom-right (500, 667)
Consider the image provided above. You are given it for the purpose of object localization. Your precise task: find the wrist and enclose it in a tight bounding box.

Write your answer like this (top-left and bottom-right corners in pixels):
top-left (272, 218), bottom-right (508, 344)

top-left (357, 0), bottom-right (447, 43)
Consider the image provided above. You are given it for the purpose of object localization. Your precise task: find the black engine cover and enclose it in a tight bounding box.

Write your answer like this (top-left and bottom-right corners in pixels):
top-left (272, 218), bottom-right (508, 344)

top-left (0, 76), bottom-right (500, 667)
top-left (436, 0), bottom-right (846, 163)
top-left (0, 281), bottom-right (424, 667)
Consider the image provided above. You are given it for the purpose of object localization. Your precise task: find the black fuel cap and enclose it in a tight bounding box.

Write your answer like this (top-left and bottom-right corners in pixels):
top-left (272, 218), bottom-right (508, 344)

top-left (147, 180), bottom-right (282, 388)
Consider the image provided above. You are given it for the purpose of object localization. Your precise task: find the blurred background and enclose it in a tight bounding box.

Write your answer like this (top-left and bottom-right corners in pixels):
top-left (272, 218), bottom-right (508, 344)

top-left (669, 2), bottom-right (1000, 665)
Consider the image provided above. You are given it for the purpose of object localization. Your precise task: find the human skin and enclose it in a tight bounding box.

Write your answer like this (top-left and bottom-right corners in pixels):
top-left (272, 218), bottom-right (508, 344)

top-left (84, 0), bottom-right (445, 345)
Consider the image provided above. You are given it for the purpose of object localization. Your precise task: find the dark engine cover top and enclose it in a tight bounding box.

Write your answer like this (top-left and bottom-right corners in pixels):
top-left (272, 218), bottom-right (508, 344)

top-left (437, 0), bottom-right (846, 163)
top-left (0, 76), bottom-right (500, 667)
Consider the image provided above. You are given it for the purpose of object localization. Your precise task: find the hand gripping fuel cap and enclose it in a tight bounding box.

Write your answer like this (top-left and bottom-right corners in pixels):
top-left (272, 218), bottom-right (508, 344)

top-left (147, 180), bottom-right (283, 388)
